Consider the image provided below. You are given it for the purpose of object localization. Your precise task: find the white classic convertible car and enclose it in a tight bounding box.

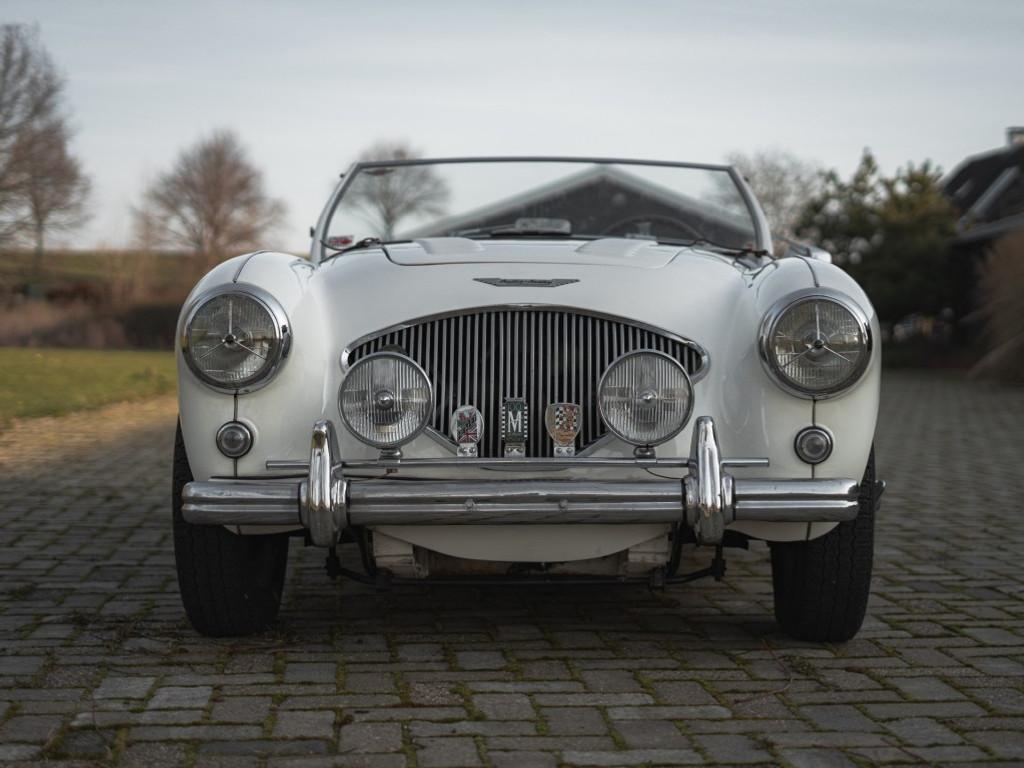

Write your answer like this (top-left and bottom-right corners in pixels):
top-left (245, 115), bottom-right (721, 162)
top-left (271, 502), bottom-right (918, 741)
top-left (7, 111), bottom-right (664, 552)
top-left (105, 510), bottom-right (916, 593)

top-left (173, 157), bottom-right (884, 640)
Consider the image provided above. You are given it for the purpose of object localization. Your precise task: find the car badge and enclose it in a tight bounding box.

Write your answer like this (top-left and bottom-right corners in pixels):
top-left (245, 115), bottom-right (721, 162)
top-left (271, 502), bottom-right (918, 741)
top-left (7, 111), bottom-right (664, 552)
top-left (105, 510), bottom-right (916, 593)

top-left (545, 403), bottom-right (581, 457)
top-left (450, 405), bottom-right (483, 457)
top-left (474, 278), bottom-right (580, 288)
top-left (501, 397), bottom-right (528, 457)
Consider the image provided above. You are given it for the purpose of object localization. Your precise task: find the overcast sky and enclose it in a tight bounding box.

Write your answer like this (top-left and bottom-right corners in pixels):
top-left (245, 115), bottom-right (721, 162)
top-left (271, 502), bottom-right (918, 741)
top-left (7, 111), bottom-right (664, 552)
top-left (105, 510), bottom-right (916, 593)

top-left (5, 0), bottom-right (1022, 251)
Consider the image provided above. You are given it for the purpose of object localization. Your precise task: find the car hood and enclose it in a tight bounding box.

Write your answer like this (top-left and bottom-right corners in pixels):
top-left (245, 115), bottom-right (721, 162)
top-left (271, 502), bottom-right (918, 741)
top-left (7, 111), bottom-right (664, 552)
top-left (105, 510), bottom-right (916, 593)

top-left (311, 238), bottom-right (756, 352)
top-left (387, 237), bottom-right (686, 269)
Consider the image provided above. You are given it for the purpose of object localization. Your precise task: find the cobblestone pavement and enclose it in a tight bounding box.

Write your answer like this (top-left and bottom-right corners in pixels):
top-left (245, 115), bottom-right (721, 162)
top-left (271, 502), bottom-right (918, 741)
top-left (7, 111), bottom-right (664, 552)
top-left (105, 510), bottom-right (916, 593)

top-left (1, 372), bottom-right (1023, 767)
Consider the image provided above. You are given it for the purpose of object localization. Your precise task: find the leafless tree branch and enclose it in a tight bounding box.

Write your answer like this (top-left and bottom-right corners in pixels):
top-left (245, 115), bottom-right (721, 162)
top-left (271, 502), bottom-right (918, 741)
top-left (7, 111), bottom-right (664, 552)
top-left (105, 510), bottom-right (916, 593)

top-left (133, 130), bottom-right (285, 272)
top-left (344, 141), bottom-right (449, 239)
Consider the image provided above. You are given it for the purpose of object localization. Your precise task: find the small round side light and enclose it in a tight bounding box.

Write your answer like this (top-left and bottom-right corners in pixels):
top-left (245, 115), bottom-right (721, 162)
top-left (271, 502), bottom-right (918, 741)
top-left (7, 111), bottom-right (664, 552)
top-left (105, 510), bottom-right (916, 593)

top-left (216, 421), bottom-right (253, 459)
top-left (794, 426), bottom-right (833, 465)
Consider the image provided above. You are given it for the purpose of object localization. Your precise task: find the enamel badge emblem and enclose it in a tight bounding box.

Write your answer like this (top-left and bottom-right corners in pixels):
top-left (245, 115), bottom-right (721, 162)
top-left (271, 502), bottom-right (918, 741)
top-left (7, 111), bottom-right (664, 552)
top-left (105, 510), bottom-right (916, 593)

top-left (501, 397), bottom-right (528, 457)
top-left (545, 403), bottom-right (581, 456)
top-left (450, 405), bottom-right (483, 457)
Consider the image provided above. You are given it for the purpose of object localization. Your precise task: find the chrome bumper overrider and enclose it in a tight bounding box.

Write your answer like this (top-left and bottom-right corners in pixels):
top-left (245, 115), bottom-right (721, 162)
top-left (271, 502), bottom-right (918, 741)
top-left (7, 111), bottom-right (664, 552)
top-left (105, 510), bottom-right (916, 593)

top-left (182, 417), bottom-right (861, 546)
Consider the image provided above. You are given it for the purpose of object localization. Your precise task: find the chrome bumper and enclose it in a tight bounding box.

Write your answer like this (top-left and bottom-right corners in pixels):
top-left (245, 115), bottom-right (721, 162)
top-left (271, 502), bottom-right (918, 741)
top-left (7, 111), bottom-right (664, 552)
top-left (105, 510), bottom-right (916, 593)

top-left (182, 417), bottom-right (861, 546)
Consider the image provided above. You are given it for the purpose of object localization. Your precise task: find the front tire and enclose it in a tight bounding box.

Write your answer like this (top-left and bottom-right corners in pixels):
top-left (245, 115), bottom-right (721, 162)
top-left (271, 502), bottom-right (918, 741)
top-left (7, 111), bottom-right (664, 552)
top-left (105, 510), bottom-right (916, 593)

top-left (172, 421), bottom-right (289, 637)
top-left (769, 450), bottom-right (878, 642)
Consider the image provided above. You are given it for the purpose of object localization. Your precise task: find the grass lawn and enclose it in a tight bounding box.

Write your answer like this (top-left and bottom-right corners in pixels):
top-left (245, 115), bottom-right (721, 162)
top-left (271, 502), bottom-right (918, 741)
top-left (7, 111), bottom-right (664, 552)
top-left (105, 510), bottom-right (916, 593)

top-left (0, 347), bottom-right (176, 427)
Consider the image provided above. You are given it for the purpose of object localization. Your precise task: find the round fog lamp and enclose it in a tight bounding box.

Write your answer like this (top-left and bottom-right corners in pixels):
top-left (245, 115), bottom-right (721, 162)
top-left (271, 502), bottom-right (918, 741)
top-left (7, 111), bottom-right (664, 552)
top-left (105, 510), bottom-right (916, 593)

top-left (597, 350), bottom-right (694, 446)
top-left (794, 426), bottom-right (833, 465)
top-left (340, 352), bottom-right (433, 449)
top-left (216, 421), bottom-right (253, 458)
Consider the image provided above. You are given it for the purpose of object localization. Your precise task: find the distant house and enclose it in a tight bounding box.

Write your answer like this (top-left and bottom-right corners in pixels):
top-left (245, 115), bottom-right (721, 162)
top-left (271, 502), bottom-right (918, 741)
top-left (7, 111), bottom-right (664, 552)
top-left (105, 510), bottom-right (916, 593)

top-left (944, 128), bottom-right (1024, 246)
top-left (407, 165), bottom-right (755, 248)
top-left (941, 129), bottom-right (1024, 343)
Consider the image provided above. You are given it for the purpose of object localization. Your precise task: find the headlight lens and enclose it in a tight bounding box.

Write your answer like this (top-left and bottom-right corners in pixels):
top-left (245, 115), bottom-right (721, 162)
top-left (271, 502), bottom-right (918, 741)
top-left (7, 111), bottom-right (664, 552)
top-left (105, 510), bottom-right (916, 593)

top-left (761, 292), bottom-right (871, 397)
top-left (598, 350), bottom-right (694, 446)
top-left (340, 352), bottom-right (433, 448)
top-left (183, 288), bottom-right (288, 391)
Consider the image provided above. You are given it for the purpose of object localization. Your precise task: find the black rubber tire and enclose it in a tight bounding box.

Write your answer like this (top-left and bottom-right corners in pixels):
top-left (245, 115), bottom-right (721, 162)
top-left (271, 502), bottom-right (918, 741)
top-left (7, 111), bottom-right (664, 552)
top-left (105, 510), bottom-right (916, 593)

top-left (769, 450), bottom-right (878, 643)
top-left (172, 421), bottom-right (289, 637)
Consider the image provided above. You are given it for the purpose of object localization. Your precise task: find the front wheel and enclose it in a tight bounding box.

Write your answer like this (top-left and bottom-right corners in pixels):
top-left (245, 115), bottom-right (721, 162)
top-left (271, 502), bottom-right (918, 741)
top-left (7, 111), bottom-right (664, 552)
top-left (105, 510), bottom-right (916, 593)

top-left (769, 450), bottom-right (878, 642)
top-left (172, 421), bottom-right (289, 637)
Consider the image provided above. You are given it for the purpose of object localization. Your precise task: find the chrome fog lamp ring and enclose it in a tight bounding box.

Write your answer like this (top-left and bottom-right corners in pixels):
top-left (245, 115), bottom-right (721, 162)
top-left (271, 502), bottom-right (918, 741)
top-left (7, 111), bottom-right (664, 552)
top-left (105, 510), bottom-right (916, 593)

top-left (794, 425), bottom-right (834, 465)
top-left (759, 288), bottom-right (872, 400)
top-left (216, 421), bottom-right (254, 458)
top-left (180, 283), bottom-right (291, 394)
top-left (597, 349), bottom-right (694, 447)
top-left (339, 352), bottom-right (434, 449)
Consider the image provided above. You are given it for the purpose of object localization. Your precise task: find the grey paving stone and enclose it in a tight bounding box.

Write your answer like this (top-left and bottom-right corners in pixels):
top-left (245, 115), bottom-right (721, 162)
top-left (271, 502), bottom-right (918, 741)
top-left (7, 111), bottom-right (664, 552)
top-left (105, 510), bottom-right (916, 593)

top-left (799, 704), bottom-right (884, 732)
top-left (862, 701), bottom-right (985, 719)
top-left (472, 692), bottom-right (535, 720)
top-left (93, 675), bottom-right (155, 699)
top-left (338, 722), bottom-right (403, 753)
top-left (0, 714), bottom-right (64, 743)
top-left (562, 748), bottom-right (703, 765)
top-left (607, 704), bottom-right (731, 720)
top-left (0, 745), bottom-right (41, 761)
top-left (148, 685), bottom-right (213, 709)
top-left (199, 739), bottom-right (331, 756)
top-left (409, 681), bottom-right (461, 706)
top-left (455, 650), bottom-right (506, 670)
top-left (210, 696), bottom-right (272, 723)
top-left (284, 662), bottom-right (337, 684)
top-left (777, 748), bottom-right (858, 768)
top-left (129, 724), bottom-right (264, 741)
top-left (886, 676), bottom-right (965, 701)
top-left (60, 729), bottom-right (112, 757)
top-left (542, 707), bottom-right (608, 736)
top-left (884, 717), bottom-right (963, 746)
top-left (490, 751), bottom-right (559, 768)
top-left (649, 679), bottom-right (719, 706)
top-left (532, 692), bottom-right (653, 706)
top-left (614, 719), bottom-right (690, 749)
top-left (409, 721), bottom-right (533, 738)
top-left (415, 736), bottom-right (482, 767)
top-left (118, 742), bottom-right (190, 768)
top-left (274, 710), bottom-right (336, 740)
top-left (579, 669), bottom-right (643, 693)
top-left (966, 729), bottom-right (1024, 759)
top-left (694, 733), bottom-right (775, 763)
top-left (904, 745), bottom-right (990, 762)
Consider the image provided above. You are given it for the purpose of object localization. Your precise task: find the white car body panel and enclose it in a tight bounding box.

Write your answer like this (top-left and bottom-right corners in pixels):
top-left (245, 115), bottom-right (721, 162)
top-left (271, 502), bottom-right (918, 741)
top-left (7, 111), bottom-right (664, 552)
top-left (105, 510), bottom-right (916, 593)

top-left (177, 234), bottom-right (879, 554)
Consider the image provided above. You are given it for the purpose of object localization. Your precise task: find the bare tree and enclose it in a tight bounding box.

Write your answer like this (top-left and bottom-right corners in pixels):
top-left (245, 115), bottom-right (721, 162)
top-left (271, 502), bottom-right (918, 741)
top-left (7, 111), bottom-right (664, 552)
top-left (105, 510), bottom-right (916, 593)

top-left (725, 149), bottom-right (824, 244)
top-left (344, 141), bottom-right (448, 239)
top-left (0, 25), bottom-right (66, 245)
top-left (19, 120), bottom-right (90, 271)
top-left (134, 130), bottom-right (285, 272)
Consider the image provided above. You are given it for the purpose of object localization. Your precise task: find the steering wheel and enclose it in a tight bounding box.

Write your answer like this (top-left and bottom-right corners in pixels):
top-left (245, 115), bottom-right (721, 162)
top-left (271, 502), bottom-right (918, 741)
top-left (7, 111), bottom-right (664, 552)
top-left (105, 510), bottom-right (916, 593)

top-left (598, 214), bottom-right (702, 239)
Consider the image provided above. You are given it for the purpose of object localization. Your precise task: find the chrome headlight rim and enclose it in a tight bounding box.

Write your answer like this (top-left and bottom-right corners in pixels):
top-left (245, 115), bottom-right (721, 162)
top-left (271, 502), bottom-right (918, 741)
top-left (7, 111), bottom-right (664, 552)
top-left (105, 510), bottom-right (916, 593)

top-left (597, 349), bottom-right (695, 447)
top-left (338, 351), bottom-right (434, 449)
top-left (180, 283), bottom-right (291, 394)
top-left (759, 287), bottom-right (873, 400)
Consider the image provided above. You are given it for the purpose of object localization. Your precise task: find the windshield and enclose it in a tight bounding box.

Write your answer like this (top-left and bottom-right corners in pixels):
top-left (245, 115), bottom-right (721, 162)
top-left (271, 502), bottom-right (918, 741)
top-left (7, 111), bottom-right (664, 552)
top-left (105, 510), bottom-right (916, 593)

top-left (321, 158), bottom-right (760, 257)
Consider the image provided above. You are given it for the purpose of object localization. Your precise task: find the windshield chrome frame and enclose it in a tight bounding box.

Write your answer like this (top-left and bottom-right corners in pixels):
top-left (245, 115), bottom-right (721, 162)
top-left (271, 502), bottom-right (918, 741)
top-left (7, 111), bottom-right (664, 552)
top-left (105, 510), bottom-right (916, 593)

top-left (311, 156), bottom-right (771, 264)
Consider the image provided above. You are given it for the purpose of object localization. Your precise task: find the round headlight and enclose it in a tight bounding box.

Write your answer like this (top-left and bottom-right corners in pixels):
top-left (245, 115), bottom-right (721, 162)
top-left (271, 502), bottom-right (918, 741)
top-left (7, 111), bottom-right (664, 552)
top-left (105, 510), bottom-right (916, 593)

top-left (760, 290), bottom-right (872, 398)
top-left (598, 350), bottom-right (694, 447)
top-left (340, 352), bottom-right (433, 449)
top-left (182, 286), bottom-right (289, 392)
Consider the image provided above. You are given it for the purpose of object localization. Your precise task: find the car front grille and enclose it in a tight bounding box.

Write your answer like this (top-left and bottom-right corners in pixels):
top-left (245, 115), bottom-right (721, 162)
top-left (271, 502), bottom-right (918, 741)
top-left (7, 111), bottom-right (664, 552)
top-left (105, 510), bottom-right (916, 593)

top-left (346, 308), bottom-right (706, 457)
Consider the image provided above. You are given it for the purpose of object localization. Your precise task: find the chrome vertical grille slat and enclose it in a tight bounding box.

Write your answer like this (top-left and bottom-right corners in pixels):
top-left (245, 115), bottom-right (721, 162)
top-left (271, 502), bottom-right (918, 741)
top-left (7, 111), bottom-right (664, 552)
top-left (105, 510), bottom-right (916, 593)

top-left (348, 309), bottom-right (707, 458)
